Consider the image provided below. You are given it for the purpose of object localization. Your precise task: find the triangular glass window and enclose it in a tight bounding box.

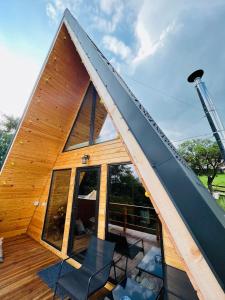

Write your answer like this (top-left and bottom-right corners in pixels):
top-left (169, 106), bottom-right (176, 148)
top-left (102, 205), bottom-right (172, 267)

top-left (94, 97), bottom-right (117, 144)
top-left (64, 82), bottom-right (117, 151)
top-left (64, 84), bottom-right (93, 151)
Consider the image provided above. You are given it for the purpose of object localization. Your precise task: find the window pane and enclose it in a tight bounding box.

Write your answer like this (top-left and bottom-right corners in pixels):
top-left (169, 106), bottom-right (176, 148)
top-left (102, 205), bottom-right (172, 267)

top-left (107, 163), bottom-right (159, 281)
top-left (108, 164), bottom-right (156, 235)
top-left (94, 97), bottom-right (117, 143)
top-left (64, 84), bottom-right (94, 151)
top-left (42, 169), bottom-right (71, 250)
top-left (69, 168), bottom-right (100, 259)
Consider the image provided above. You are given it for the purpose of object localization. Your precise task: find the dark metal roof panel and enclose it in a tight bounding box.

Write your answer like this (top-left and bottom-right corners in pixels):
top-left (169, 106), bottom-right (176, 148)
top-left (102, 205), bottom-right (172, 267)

top-left (64, 10), bottom-right (225, 291)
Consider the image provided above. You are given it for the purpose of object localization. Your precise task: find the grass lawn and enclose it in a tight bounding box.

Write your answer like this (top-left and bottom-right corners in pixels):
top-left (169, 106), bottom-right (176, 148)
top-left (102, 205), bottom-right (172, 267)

top-left (199, 173), bottom-right (225, 211)
top-left (199, 173), bottom-right (225, 187)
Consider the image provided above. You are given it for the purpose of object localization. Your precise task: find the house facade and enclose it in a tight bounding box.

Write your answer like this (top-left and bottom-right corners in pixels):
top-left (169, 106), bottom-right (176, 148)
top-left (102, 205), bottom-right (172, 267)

top-left (0, 9), bottom-right (224, 300)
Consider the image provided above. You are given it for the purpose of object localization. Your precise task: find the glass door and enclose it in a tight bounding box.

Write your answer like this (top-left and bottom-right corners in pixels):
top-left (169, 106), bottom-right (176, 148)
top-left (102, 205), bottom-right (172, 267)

top-left (68, 166), bottom-right (100, 261)
top-left (42, 169), bottom-right (71, 250)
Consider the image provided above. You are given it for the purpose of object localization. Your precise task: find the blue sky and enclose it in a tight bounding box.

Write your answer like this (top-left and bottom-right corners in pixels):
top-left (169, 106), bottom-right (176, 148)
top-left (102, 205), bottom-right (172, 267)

top-left (0, 0), bottom-right (225, 145)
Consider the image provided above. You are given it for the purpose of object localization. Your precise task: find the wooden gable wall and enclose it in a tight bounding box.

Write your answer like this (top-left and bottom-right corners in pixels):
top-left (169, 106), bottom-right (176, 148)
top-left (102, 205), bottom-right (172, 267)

top-left (0, 23), bottom-right (186, 274)
top-left (0, 25), bottom-right (89, 238)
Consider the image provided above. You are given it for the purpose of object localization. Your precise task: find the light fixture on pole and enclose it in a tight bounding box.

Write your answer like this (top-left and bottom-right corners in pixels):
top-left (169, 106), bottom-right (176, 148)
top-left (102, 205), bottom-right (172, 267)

top-left (187, 69), bottom-right (225, 160)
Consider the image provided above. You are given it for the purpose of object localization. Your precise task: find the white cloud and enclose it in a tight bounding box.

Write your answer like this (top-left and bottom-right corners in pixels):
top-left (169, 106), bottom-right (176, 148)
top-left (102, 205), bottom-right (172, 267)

top-left (93, 0), bottom-right (124, 33)
top-left (92, 16), bottom-right (113, 33)
top-left (132, 0), bottom-right (178, 65)
top-left (45, 0), bottom-right (124, 33)
top-left (99, 0), bottom-right (116, 15)
top-left (103, 35), bottom-right (131, 60)
top-left (45, 0), bottom-right (81, 22)
top-left (46, 3), bottom-right (57, 21)
top-left (133, 19), bottom-right (176, 64)
top-left (0, 42), bottom-right (40, 117)
top-left (133, 19), bottom-right (157, 63)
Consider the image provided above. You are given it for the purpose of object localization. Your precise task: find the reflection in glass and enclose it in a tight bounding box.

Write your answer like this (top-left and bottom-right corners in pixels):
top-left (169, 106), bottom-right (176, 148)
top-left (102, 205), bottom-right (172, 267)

top-left (69, 168), bottom-right (100, 259)
top-left (64, 84), bottom-right (93, 151)
top-left (108, 163), bottom-right (157, 235)
top-left (94, 97), bottom-right (117, 143)
top-left (64, 82), bottom-right (118, 152)
top-left (42, 169), bottom-right (71, 250)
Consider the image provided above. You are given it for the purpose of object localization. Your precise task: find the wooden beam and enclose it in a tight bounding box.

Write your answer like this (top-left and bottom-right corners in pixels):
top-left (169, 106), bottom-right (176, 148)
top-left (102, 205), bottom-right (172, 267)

top-left (62, 168), bottom-right (76, 254)
top-left (98, 164), bottom-right (107, 239)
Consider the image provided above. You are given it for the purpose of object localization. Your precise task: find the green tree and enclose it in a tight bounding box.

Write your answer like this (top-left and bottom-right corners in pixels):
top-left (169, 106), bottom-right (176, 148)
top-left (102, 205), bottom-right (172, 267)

top-left (0, 114), bottom-right (19, 168)
top-left (109, 164), bottom-right (152, 207)
top-left (178, 139), bottom-right (224, 192)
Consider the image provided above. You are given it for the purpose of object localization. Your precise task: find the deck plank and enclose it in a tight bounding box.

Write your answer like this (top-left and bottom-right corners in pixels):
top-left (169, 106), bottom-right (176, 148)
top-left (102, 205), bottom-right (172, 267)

top-left (0, 234), bottom-right (108, 299)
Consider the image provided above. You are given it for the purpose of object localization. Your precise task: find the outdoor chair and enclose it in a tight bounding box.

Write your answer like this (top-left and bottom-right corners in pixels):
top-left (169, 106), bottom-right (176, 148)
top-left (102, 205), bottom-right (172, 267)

top-left (108, 232), bottom-right (145, 275)
top-left (53, 236), bottom-right (115, 300)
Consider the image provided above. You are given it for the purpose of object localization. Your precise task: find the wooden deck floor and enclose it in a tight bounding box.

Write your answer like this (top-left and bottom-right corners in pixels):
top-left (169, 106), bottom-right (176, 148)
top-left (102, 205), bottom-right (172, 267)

top-left (0, 235), bottom-right (108, 300)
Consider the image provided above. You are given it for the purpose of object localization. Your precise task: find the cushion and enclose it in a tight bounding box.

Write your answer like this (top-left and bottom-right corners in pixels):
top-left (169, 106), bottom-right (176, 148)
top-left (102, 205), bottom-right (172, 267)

top-left (0, 237), bottom-right (3, 262)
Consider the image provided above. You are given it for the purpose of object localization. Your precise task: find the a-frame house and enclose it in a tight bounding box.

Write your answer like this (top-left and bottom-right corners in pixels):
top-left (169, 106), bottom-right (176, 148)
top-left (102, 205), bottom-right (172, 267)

top-left (0, 9), bottom-right (224, 300)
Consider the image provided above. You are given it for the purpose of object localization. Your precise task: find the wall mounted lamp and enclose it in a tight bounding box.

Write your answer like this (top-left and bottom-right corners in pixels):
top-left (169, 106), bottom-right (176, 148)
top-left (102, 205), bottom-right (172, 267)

top-left (82, 154), bottom-right (90, 164)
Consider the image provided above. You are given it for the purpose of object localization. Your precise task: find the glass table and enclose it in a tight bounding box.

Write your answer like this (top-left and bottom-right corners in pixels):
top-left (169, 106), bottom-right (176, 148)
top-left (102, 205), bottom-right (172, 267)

top-left (137, 246), bottom-right (163, 279)
top-left (105, 245), bottom-right (163, 300)
top-left (105, 277), bottom-right (160, 300)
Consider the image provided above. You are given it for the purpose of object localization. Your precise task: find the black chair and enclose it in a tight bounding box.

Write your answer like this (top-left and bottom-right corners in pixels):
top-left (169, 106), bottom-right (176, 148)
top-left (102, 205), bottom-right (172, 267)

top-left (53, 236), bottom-right (115, 300)
top-left (108, 232), bottom-right (145, 275)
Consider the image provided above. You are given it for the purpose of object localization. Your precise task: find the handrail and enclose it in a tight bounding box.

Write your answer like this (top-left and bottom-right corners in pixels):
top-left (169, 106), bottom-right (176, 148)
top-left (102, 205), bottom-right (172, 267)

top-left (109, 219), bottom-right (157, 231)
top-left (109, 202), bottom-right (155, 210)
top-left (108, 202), bottom-right (157, 233)
top-left (109, 210), bottom-right (156, 220)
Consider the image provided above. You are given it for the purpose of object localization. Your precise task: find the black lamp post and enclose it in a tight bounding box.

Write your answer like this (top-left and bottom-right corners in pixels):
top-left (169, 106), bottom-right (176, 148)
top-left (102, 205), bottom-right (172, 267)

top-left (187, 69), bottom-right (225, 160)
